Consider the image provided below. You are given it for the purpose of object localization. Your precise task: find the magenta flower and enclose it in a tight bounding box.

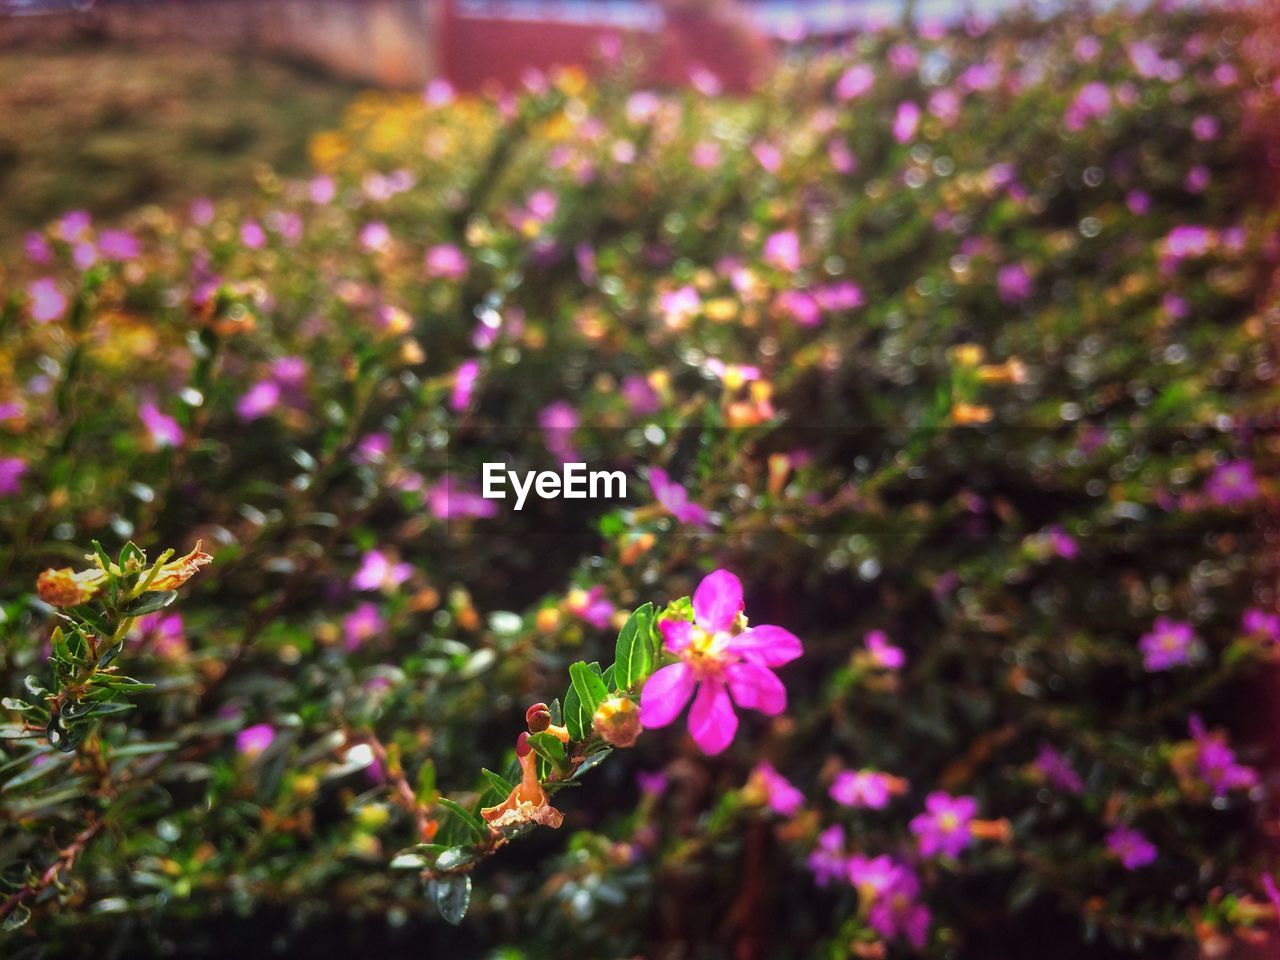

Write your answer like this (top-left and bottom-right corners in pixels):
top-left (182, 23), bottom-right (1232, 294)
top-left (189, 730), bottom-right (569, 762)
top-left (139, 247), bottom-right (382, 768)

top-left (27, 278), bottom-right (67, 324)
top-left (451, 359), bottom-right (480, 412)
top-left (807, 825), bottom-right (847, 887)
top-left (658, 285), bottom-right (701, 327)
top-left (910, 792), bottom-right (977, 858)
top-left (425, 243), bottom-right (468, 281)
top-left (997, 263), bottom-right (1033, 303)
top-left (0, 458), bottom-right (27, 498)
top-left (237, 381), bottom-right (281, 421)
top-left (637, 770), bottom-right (669, 797)
top-left (24, 231), bottom-right (53, 264)
top-left (1064, 82), bottom-right (1112, 131)
top-left (343, 602), bottom-right (386, 651)
top-left (139, 402), bottom-right (184, 449)
top-left (567, 585), bottom-right (614, 629)
top-left (1242, 608), bottom-right (1280, 643)
top-left (639, 569), bottom-right (802, 755)
top-left (621, 374), bottom-right (660, 416)
top-left (865, 630), bottom-right (905, 670)
top-left (1189, 715), bottom-right (1257, 797)
top-left (98, 229), bottom-right (140, 261)
top-left (131, 612), bottom-right (187, 660)
top-left (1205, 460), bottom-right (1258, 506)
top-left (539, 401), bottom-right (580, 463)
top-left (426, 475), bottom-right (498, 520)
top-left (831, 769), bottom-right (901, 809)
top-left (1033, 743), bottom-right (1083, 795)
top-left (359, 221), bottom-right (391, 252)
top-left (1048, 525), bottom-right (1079, 559)
top-left (753, 762), bottom-right (804, 817)
top-left (1106, 825), bottom-right (1156, 870)
top-left (893, 101), bottom-right (921, 143)
top-left (351, 550), bottom-right (412, 592)
top-left (649, 467), bottom-right (709, 526)
top-left (236, 723), bottom-right (276, 757)
top-left (353, 433), bottom-right (391, 465)
top-left (859, 860), bottom-right (931, 949)
top-left (240, 220), bottom-right (267, 249)
top-left (835, 63), bottom-right (875, 101)
top-left (763, 230), bottom-right (801, 272)
top-left (777, 290), bottom-right (821, 327)
top-left (1139, 617), bottom-right (1198, 671)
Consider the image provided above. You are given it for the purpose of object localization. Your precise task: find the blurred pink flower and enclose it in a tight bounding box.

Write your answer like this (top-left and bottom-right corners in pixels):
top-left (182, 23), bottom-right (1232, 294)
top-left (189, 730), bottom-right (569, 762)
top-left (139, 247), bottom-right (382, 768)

top-left (427, 475), bottom-right (497, 520)
top-left (343, 602), bottom-right (386, 650)
top-left (893, 101), bottom-right (921, 143)
top-left (835, 64), bottom-right (875, 101)
top-left (1033, 743), bottom-right (1083, 794)
top-left (425, 243), bottom-right (468, 281)
top-left (237, 381), bottom-right (281, 421)
top-left (1139, 616), bottom-right (1198, 671)
top-left (649, 467), bottom-right (709, 526)
top-left (910, 792), bottom-right (976, 858)
top-left (753, 762), bottom-right (804, 816)
top-left (831, 769), bottom-right (901, 809)
top-left (567, 585), bottom-right (614, 629)
top-left (351, 550), bottom-right (412, 592)
top-left (0, 458), bottom-right (27, 498)
top-left (1205, 460), bottom-right (1257, 505)
top-left (763, 230), bottom-right (801, 272)
top-left (865, 630), bottom-right (905, 670)
top-left (451, 359), bottom-right (480, 412)
top-left (1106, 825), bottom-right (1156, 869)
top-left (27, 278), bottom-right (67, 324)
top-left (139, 401), bottom-right (184, 449)
top-left (807, 824), bottom-right (846, 886)
top-left (236, 723), bottom-right (275, 757)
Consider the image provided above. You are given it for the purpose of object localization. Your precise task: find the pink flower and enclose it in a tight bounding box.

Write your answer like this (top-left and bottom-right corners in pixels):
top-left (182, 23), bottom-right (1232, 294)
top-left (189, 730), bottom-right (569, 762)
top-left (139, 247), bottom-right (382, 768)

top-left (658, 285), bottom-right (701, 327)
top-left (752, 762), bottom-right (804, 816)
top-left (1064, 82), bottom-right (1111, 131)
top-left (997, 263), bottom-right (1033, 303)
top-left (763, 230), bottom-right (801, 272)
top-left (139, 402), bottom-right (184, 449)
top-left (236, 381), bottom-right (281, 421)
top-left (343, 602), bottom-right (386, 650)
top-left (1242, 608), bottom-right (1280, 643)
top-left (835, 64), bottom-right (875, 101)
top-left (1139, 617), bottom-right (1198, 671)
top-left (27, 278), bottom-right (67, 324)
top-left (827, 139), bottom-right (857, 174)
top-left (236, 723), bottom-right (276, 757)
top-left (865, 630), bottom-right (904, 670)
top-left (1048, 524), bottom-right (1079, 559)
top-left (539, 401), bottom-right (580, 463)
top-left (807, 825), bottom-right (846, 887)
top-left (621, 374), bottom-right (660, 415)
top-left (639, 569), bottom-right (803, 756)
top-left (131, 612), bottom-right (187, 660)
top-left (910, 792), bottom-right (976, 858)
top-left (353, 433), bottom-right (391, 465)
top-left (0, 458), bottom-right (28, 497)
top-left (425, 243), bottom-right (468, 281)
top-left (831, 769), bottom-right (902, 809)
top-left (451, 359), bottom-right (480, 412)
top-left (777, 290), bottom-right (821, 327)
top-left (359, 221), bottom-right (391, 252)
top-left (240, 220), bottom-right (267, 249)
top-left (567, 585), bottom-right (614, 629)
top-left (1188, 714), bottom-right (1257, 797)
top-left (649, 467), bottom-right (709, 526)
top-left (309, 176), bottom-right (336, 205)
top-left (351, 550), bottom-right (412, 592)
top-left (1191, 115), bottom-right (1220, 142)
top-left (1033, 743), bottom-right (1083, 794)
top-left (1106, 825), bottom-right (1156, 870)
top-left (98, 229), bottom-right (140, 261)
top-left (893, 102), bottom-right (921, 144)
top-left (427, 475), bottom-right (498, 520)
top-left (865, 862), bottom-right (930, 949)
top-left (752, 141), bottom-right (782, 174)
top-left (1205, 460), bottom-right (1257, 505)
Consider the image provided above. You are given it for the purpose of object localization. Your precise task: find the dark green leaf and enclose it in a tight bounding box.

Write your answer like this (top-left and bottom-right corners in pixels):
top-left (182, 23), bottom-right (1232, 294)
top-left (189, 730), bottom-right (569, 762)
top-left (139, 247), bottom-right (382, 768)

top-left (122, 590), bottom-right (178, 617)
top-left (612, 602), bottom-right (654, 691)
top-left (480, 767), bottom-right (514, 796)
top-left (437, 797), bottom-right (487, 840)
top-left (569, 661), bottom-right (608, 724)
top-left (526, 732), bottom-right (568, 772)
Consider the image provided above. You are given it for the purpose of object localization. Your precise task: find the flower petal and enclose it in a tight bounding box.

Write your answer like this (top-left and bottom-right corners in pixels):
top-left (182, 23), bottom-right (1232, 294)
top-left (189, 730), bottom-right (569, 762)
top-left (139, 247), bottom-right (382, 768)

top-left (659, 619), bottom-right (695, 653)
top-left (725, 661), bottom-right (787, 716)
top-left (727, 624), bottom-right (803, 666)
top-left (692, 569), bottom-right (744, 632)
top-left (639, 663), bottom-right (696, 729)
top-left (688, 677), bottom-right (738, 755)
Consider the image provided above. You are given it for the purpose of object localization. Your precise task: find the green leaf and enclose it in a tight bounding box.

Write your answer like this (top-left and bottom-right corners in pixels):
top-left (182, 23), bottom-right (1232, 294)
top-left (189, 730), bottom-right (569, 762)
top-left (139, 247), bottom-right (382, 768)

top-left (437, 797), bottom-right (487, 840)
top-left (562, 680), bottom-right (589, 741)
top-left (571, 747), bottom-right (613, 780)
top-left (568, 661), bottom-right (608, 726)
top-left (526, 732), bottom-right (568, 773)
top-left (481, 767), bottom-right (514, 796)
top-left (122, 590), bottom-right (178, 617)
top-left (416, 759), bottom-right (437, 804)
top-left (432, 874), bottom-right (472, 925)
top-left (612, 602), bottom-right (655, 691)
top-left (1, 903), bottom-right (31, 931)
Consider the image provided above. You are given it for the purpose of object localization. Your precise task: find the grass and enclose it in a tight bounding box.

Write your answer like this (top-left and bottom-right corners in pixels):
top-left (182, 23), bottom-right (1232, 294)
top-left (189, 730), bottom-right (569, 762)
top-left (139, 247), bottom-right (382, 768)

top-left (0, 42), bottom-right (360, 246)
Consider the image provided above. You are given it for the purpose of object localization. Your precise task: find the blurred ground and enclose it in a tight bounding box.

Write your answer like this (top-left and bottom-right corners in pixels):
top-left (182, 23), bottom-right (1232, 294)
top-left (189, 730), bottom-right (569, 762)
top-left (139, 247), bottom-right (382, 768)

top-left (0, 43), bottom-right (358, 245)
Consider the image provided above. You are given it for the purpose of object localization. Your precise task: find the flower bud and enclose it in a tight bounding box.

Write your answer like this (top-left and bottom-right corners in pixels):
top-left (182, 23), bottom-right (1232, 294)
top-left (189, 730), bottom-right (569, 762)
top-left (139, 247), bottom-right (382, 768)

top-left (526, 702), bottom-right (552, 733)
top-left (593, 696), bottom-right (641, 748)
top-left (515, 731), bottom-right (532, 758)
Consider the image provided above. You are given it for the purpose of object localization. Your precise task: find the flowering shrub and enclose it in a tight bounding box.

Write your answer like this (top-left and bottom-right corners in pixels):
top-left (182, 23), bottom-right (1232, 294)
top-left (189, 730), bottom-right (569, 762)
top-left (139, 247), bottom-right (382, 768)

top-left (2, 2), bottom-right (1280, 957)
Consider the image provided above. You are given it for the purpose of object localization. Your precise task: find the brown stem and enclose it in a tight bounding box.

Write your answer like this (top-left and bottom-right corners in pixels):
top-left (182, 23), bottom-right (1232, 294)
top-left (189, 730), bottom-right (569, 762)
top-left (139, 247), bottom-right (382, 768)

top-left (0, 817), bottom-right (103, 923)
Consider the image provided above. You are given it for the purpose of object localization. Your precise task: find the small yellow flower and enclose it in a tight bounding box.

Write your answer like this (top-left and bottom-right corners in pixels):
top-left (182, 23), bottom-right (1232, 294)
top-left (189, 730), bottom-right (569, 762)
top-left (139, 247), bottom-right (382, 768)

top-left (147, 542), bottom-right (213, 592)
top-left (37, 567), bottom-right (107, 607)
